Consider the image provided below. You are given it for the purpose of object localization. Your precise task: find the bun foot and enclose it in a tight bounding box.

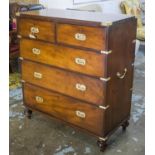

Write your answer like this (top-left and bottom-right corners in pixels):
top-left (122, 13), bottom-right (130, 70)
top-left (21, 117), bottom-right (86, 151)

top-left (122, 120), bottom-right (129, 131)
top-left (97, 139), bottom-right (107, 152)
top-left (24, 108), bottom-right (32, 119)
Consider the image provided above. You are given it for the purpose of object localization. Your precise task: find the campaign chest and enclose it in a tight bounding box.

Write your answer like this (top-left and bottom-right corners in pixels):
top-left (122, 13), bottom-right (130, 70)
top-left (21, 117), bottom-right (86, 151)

top-left (17, 9), bottom-right (137, 151)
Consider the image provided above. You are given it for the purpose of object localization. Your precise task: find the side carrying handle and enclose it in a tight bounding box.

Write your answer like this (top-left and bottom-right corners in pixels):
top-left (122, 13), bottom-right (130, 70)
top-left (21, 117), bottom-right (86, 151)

top-left (116, 68), bottom-right (127, 79)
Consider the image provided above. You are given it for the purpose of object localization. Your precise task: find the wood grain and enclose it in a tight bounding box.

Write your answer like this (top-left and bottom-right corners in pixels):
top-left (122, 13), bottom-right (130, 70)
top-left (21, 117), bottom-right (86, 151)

top-left (21, 60), bottom-right (106, 105)
top-left (24, 83), bottom-right (105, 136)
top-left (18, 18), bottom-right (55, 42)
top-left (57, 23), bottom-right (106, 51)
top-left (20, 39), bottom-right (107, 77)
top-left (103, 18), bottom-right (137, 135)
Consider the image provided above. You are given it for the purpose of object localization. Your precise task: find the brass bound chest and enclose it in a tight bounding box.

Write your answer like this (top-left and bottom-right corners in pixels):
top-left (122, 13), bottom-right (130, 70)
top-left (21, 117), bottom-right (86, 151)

top-left (17, 9), bottom-right (137, 151)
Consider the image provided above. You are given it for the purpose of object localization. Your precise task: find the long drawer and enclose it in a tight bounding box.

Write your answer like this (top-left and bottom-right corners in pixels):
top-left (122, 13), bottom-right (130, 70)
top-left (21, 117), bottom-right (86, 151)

top-left (57, 23), bottom-right (106, 51)
top-left (21, 60), bottom-right (106, 105)
top-left (20, 39), bottom-right (107, 77)
top-left (24, 83), bottom-right (105, 136)
top-left (18, 18), bottom-right (55, 42)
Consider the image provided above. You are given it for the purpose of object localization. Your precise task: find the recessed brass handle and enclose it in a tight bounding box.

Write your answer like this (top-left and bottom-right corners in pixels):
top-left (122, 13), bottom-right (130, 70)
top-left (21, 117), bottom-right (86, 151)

top-left (30, 27), bottom-right (39, 34)
top-left (75, 58), bottom-right (86, 66)
top-left (75, 33), bottom-right (86, 41)
top-left (34, 72), bottom-right (42, 79)
top-left (32, 48), bottom-right (41, 55)
top-left (76, 110), bottom-right (86, 118)
top-left (35, 96), bottom-right (43, 103)
top-left (75, 83), bottom-right (86, 92)
top-left (116, 68), bottom-right (127, 79)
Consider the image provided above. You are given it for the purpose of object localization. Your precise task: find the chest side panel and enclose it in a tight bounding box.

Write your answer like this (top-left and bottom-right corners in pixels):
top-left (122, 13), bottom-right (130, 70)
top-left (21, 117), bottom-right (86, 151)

top-left (104, 18), bottom-right (137, 135)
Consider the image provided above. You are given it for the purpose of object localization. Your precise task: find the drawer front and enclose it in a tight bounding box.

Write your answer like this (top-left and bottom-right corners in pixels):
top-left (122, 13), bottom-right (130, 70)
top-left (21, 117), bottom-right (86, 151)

top-left (24, 83), bottom-right (104, 136)
top-left (20, 39), bottom-right (106, 77)
top-left (21, 60), bottom-right (105, 105)
top-left (57, 24), bottom-right (106, 51)
top-left (18, 18), bottom-right (55, 42)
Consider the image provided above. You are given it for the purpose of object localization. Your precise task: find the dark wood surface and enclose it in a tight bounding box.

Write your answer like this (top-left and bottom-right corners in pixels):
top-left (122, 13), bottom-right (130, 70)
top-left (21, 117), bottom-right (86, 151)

top-left (103, 18), bottom-right (137, 135)
top-left (18, 18), bottom-right (55, 42)
top-left (21, 60), bottom-right (106, 106)
top-left (57, 23), bottom-right (106, 50)
top-left (24, 83), bottom-right (105, 136)
top-left (19, 8), bottom-right (134, 26)
top-left (20, 39), bottom-right (107, 77)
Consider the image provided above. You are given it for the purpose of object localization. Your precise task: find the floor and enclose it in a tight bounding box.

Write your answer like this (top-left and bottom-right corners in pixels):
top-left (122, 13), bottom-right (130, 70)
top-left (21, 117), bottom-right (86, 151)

top-left (9, 50), bottom-right (145, 155)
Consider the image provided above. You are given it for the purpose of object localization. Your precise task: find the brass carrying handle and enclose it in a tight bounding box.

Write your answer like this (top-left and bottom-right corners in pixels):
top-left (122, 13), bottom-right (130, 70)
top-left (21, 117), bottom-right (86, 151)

top-left (116, 68), bottom-right (127, 79)
top-left (75, 33), bottom-right (86, 41)
top-left (35, 96), bottom-right (43, 103)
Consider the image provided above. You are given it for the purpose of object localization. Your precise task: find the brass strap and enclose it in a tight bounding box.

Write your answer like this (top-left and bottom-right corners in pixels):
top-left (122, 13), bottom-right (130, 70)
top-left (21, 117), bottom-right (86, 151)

top-left (100, 77), bottom-right (111, 82)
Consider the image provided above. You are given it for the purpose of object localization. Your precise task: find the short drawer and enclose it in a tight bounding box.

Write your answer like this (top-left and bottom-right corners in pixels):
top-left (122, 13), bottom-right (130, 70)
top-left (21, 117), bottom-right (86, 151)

top-left (18, 18), bottom-right (55, 42)
top-left (57, 24), bottom-right (106, 51)
top-left (20, 39), bottom-right (107, 77)
top-left (21, 60), bottom-right (106, 105)
top-left (24, 83), bottom-right (104, 136)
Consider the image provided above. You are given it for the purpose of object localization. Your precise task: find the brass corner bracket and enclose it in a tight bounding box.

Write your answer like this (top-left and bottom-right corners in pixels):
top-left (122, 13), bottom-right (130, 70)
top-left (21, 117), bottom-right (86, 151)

top-left (20, 80), bottom-right (25, 83)
top-left (99, 105), bottom-right (110, 110)
top-left (101, 22), bottom-right (113, 27)
top-left (16, 12), bottom-right (20, 17)
top-left (100, 77), bottom-right (111, 82)
top-left (101, 50), bottom-right (112, 55)
top-left (17, 35), bottom-right (22, 39)
top-left (19, 57), bottom-right (23, 60)
top-left (99, 136), bottom-right (108, 141)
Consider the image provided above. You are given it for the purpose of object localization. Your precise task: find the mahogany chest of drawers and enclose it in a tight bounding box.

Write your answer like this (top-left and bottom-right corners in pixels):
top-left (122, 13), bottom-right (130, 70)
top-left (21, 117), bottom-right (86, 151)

top-left (17, 9), bottom-right (137, 151)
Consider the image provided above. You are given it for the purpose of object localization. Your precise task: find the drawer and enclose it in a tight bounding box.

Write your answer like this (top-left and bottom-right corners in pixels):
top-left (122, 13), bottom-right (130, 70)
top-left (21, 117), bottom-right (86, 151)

top-left (21, 60), bottom-right (106, 105)
top-left (24, 83), bottom-right (105, 136)
top-left (57, 24), bottom-right (106, 51)
top-left (18, 18), bottom-right (55, 42)
top-left (20, 39), bottom-right (106, 77)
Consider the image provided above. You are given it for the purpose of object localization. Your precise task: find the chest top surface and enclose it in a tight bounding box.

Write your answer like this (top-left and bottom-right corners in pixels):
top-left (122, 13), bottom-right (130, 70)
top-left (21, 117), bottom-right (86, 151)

top-left (19, 8), bottom-right (134, 26)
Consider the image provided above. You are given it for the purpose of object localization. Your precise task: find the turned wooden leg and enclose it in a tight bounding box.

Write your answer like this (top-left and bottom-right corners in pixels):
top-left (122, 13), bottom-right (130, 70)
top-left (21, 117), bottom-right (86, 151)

top-left (24, 108), bottom-right (32, 119)
top-left (97, 139), bottom-right (107, 152)
top-left (122, 120), bottom-right (129, 131)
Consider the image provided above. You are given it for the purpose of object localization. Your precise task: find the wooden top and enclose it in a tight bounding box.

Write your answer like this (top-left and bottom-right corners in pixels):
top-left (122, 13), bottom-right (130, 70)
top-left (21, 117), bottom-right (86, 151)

top-left (19, 8), bottom-right (134, 26)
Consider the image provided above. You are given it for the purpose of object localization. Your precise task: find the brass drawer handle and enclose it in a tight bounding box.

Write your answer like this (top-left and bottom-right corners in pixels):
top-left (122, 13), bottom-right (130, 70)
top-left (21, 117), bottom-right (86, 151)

top-left (75, 33), bottom-right (86, 41)
top-left (34, 72), bottom-right (42, 79)
top-left (30, 27), bottom-right (39, 34)
top-left (35, 96), bottom-right (43, 103)
top-left (116, 68), bottom-right (127, 79)
top-left (76, 110), bottom-right (86, 118)
top-left (75, 58), bottom-right (86, 66)
top-left (75, 83), bottom-right (86, 92)
top-left (32, 48), bottom-right (41, 55)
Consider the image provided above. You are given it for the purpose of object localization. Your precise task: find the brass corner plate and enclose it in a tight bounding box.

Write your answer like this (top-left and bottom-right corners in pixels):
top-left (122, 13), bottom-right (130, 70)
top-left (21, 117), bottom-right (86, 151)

top-left (17, 35), bottom-right (22, 39)
top-left (100, 77), bottom-right (111, 82)
top-left (19, 57), bottom-right (23, 60)
top-left (99, 136), bottom-right (108, 141)
top-left (101, 22), bottom-right (113, 27)
top-left (99, 105), bottom-right (110, 110)
top-left (20, 80), bottom-right (25, 83)
top-left (16, 12), bottom-right (20, 17)
top-left (101, 50), bottom-right (112, 55)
